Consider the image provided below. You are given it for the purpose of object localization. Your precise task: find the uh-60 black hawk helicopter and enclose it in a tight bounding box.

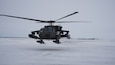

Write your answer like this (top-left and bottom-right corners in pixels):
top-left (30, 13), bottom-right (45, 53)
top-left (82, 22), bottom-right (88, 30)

top-left (0, 12), bottom-right (82, 44)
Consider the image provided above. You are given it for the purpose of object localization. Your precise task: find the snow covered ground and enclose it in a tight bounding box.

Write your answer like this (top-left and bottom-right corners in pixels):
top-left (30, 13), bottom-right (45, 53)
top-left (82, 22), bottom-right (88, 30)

top-left (0, 38), bottom-right (115, 65)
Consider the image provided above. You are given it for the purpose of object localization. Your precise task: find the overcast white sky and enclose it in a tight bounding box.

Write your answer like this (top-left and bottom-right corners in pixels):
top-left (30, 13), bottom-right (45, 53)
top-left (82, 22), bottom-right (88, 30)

top-left (0, 0), bottom-right (115, 40)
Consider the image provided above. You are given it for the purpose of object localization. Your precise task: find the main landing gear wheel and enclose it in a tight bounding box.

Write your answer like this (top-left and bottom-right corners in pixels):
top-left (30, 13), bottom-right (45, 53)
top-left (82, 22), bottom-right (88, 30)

top-left (36, 40), bottom-right (45, 44)
top-left (53, 40), bottom-right (61, 44)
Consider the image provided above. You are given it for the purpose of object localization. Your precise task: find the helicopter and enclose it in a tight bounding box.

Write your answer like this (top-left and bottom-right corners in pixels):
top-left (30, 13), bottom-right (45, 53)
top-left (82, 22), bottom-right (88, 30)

top-left (0, 12), bottom-right (80, 44)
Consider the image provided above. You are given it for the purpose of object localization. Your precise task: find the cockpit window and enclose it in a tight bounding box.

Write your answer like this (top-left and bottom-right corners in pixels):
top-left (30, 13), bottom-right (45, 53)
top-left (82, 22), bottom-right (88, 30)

top-left (40, 28), bottom-right (44, 32)
top-left (47, 27), bottom-right (53, 32)
top-left (40, 27), bottom-right (55, 33)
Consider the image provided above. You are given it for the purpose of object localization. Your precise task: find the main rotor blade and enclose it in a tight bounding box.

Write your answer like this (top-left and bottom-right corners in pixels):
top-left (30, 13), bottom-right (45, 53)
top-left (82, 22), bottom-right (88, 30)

top-left (56, 12), bottom-right (78, 21)
top-left (0, 14), bottom-right (46, 22)
top-left (56, 21), bottom-right (90, 23)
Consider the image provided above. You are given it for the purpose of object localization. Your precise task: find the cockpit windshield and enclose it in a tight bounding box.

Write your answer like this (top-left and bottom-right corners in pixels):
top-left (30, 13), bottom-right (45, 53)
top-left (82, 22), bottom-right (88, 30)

top-left (47, 27), bottom-right (53, 32)
top-left (40, 27), bottom-right (54, 33)
top-left (40, 28), bottom-right (44, 32)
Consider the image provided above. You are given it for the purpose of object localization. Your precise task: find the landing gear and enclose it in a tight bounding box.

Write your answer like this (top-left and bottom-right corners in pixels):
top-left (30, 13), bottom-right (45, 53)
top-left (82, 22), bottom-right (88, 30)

top-left (53, 33), bottom-right (61, 44)
top-left (36, 39), bottom-right (45, 44)
top-left (53, 39), bottom-right (61, 44)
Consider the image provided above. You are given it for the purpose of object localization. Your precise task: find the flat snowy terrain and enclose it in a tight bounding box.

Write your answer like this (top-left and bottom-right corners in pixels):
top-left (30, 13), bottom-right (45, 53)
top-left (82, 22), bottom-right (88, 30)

top-left (0, 38), bottom-right (115, 65)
